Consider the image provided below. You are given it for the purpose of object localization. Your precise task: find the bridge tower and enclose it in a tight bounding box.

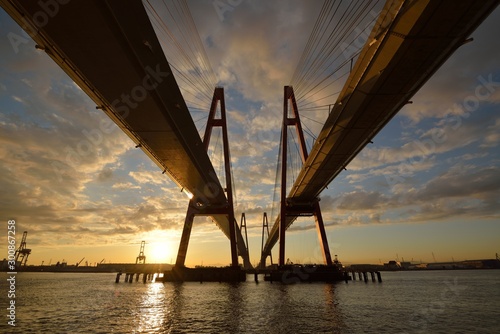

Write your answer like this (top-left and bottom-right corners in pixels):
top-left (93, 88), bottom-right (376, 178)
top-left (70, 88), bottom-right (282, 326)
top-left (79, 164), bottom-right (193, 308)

top-left (276, 85), bottom-right (333, 267)
top-left (175, 87), bottom-right (250, 269)
top-left (261, 212), bottom-right (273, 265)
top-left (239, 213), bottom-right (250, 264)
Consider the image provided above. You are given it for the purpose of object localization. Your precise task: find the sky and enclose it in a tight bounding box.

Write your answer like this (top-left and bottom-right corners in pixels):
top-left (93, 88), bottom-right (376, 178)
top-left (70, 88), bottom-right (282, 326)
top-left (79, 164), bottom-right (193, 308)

top-left (0, 1), bottom-right (499, 267)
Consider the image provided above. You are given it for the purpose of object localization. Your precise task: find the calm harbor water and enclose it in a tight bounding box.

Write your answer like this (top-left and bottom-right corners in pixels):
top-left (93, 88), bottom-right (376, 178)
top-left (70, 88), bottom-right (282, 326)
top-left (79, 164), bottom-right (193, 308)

top-left (1, 270), bottom-right (499, 333)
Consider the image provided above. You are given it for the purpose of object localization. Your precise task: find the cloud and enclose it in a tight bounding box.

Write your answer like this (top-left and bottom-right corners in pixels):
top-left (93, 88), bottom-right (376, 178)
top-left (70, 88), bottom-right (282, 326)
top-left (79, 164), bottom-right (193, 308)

top-left (97, 168), bottom-right (114, 182)
top-left (112, 182), bottom-right (141, 190)
top-left (190, 0), bottom-right (322, 102)
top-left (347, 112), bottom-right (500, 177)
top-left (129, 170), bottom-right (167, 185)
top-left (398, 9), bottom-right (500, 124)
top-left (318, 164), bottom-right (500, 228)
top-left (287, 220), bottom-right (339, 232)
top-left (410, 166), bottom-right (500, 203)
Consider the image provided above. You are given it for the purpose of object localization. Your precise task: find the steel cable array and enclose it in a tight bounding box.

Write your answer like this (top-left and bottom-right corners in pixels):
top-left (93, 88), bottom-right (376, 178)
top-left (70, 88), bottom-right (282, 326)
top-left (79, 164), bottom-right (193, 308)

top-left (268, 0), bottom-right (384, 231)
top-left (144, 0), bottom-right (218, 137)
top-left (291, 0), bottom-right (383, 123)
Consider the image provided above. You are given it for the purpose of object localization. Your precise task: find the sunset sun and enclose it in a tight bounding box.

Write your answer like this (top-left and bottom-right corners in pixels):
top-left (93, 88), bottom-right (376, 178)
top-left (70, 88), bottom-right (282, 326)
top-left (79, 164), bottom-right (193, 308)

top-left (148, 242), bottom-right (174, 264)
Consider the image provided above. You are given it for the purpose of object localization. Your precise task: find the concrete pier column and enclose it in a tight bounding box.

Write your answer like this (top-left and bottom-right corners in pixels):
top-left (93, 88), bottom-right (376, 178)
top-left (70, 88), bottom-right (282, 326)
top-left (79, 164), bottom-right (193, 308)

top-left (135, 273), bottom-right (140, 282)
top-left (352, 271), bottom-right (356, 280)
top-left (358, 272), bottom-right (362, 280)
top-left (363, 272), bottom-right (368, 283)
top-left (143, 273), bottom-right (147, 284)
top-left (376, 271), bottom-right (382, 283)
top-left (115, 272), bottom-right (121, 283)
top-left (370, 272), bottom-right (375, 282)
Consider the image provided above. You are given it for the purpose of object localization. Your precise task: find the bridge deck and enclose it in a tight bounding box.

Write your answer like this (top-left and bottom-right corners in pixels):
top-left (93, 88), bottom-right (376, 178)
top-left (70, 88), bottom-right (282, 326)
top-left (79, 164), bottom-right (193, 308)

top-left (262, 0), bottom-right (498, 262)
top-left (1, 0), bottom-right (250, 263)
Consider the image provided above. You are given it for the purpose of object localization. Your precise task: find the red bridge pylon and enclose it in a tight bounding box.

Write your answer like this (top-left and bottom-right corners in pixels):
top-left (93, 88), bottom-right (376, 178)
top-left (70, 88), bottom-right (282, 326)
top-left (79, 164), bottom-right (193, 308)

top-left (275, 85), bottom-right (333, 267)
top-left (175, 87), bottom-right (251, 269)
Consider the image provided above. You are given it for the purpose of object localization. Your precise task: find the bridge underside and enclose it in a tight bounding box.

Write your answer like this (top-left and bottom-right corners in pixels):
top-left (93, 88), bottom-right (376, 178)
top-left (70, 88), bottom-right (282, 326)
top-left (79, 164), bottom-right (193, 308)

top-left (1, 0), bottom-right (224, 205)
top-left (1, 0), bottom-right (250, 266)
top-left (261, 0), bottom-right (498, 264)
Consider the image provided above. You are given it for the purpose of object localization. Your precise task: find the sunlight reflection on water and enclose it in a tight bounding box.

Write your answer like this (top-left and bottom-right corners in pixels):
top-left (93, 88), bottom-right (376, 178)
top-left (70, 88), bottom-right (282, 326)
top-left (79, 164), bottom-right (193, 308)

top-left (136, 283), bottom-right (166, 332)
top-left (0, 271), bottom-right (498, 333)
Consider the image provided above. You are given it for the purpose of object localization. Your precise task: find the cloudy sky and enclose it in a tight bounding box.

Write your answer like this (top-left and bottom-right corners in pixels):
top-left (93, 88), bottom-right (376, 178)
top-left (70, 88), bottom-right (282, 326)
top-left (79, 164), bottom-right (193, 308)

top-left (1, 1), bottom-right (499, 267)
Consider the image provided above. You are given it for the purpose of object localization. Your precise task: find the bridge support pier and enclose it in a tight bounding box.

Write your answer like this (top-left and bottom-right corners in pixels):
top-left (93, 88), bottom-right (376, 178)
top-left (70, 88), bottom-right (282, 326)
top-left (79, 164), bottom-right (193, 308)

top-left (174, 87), bottom-right (250, 269)
top-left (272, 86), bottom-right (334, 267)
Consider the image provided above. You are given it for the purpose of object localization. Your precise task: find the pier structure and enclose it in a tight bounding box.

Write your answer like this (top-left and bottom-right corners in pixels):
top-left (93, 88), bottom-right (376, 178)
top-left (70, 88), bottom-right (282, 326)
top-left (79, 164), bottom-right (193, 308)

top-left (349, 270), bottom-right (383, 283)
top-left (115, 272), bottom-right (157, 284)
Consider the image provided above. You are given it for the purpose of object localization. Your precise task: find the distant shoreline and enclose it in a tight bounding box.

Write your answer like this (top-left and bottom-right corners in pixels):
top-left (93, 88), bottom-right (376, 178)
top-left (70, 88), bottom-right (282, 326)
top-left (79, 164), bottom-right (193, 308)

top-left (0, 262), bottom-right (172, 273)
top-left (2, 262), bottom-right (499, 274)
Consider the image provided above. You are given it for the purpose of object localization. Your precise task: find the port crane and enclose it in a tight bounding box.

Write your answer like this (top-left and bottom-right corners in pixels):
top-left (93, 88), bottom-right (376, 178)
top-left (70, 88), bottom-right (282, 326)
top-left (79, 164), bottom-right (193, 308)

top-left (136, 241), bottom-right (146, 264)
top-left (15, 231), bottom-right (31, 267)
top-left (76, 257), bottom-right (85, 267)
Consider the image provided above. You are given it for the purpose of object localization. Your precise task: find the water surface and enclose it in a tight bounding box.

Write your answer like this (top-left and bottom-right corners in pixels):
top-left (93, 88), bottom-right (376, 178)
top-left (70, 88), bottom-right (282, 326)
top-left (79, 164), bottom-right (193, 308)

top-left (1, 270), bottom-right (499, 333)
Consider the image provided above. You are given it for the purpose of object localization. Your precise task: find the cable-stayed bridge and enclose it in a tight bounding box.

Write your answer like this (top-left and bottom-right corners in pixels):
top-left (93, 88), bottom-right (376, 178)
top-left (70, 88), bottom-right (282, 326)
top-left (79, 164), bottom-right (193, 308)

top-left (2, 0), bottom-right (497, 278)
top-left (0, 0), bottom-right (250, 269)
top-left (259, 0), bottom-right (499, 268)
